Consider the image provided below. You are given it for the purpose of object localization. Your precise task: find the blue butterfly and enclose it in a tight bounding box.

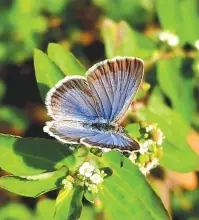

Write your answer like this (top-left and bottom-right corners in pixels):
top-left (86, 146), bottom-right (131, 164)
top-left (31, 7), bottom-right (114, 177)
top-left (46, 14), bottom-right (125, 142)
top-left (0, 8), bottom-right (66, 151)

top-left (44, 57), bottom-right (144, 152)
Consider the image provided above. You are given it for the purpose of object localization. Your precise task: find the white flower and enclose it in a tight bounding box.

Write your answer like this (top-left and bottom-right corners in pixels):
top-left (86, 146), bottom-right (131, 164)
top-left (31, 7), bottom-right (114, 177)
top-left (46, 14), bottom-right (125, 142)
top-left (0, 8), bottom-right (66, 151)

top-left (146, 125), bottom-right (153, 132)
top-left (79, 162), bottom-right (95, 177)
top-left (129, 153), bottom-right (137, 162)
top-left (88, 184), bottom-right (99, 194)
top-left (139, 140), bottom-right (154, 154)
top-left (139, 158), bottom-right (159, 176)
top-left (195, 40), bottom-right (199, 50)
top-left (90, 173), bottom-right (103, 184)
top-left (62, 176), bottom-right (74, 190)
top-left (159, 31), bottom-right (179, 47)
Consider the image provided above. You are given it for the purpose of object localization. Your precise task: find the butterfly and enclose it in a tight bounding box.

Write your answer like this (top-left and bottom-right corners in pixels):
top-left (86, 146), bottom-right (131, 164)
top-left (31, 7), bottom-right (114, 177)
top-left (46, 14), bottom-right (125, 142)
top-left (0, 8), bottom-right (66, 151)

top-left (44, 56), bottom-right (144, 152)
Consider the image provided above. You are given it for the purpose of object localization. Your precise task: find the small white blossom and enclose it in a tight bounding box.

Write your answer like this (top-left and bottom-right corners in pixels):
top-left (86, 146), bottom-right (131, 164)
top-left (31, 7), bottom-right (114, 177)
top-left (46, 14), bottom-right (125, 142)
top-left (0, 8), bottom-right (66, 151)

top-left (62, 176), bottom-right (74, 190)
top-left (90, 173), bottom-right (103, 184)
top-left (159, 31), bottom-right (179, 47)
top-left (79, 162), bottom-right (95, 177)
top-left (129, 153), bottom-right (137, 162)
top-left (195, 40), bottom-right (199, 50)
top-left (146, 125), bottom-right (153, 132)
top-left (139, 140), bottom-right (154, 154)
top-left (139, 158), bottom-right (159, 176)
top-left (88, 184), bottom-right (99, 194)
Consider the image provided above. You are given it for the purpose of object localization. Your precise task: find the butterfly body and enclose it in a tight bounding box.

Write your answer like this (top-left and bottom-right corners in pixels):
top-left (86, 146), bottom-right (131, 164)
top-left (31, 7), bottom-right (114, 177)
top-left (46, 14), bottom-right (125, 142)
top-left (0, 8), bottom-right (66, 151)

top-left (44, 56), bottom-right (144, 152)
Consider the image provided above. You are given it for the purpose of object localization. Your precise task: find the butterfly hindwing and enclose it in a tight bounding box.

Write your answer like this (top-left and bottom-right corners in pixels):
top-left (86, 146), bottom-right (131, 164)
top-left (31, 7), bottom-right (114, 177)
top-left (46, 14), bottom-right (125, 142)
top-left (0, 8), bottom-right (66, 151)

top-left (81, 132), bottom-right (139, 152)
top-left (44, 120), bottom-right (139, 152)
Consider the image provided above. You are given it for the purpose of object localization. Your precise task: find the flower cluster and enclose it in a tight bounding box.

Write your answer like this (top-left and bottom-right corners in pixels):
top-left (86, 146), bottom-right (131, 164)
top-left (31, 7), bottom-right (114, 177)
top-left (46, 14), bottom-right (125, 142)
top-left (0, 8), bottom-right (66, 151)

top-left (62, 175), bottom-right (75, 190)
top-left (78, 162), bottom-right (107, 194)
top-left (158, 31), bottom-right (179, 47)
top-left (129, 122), bottom-right (164, 175)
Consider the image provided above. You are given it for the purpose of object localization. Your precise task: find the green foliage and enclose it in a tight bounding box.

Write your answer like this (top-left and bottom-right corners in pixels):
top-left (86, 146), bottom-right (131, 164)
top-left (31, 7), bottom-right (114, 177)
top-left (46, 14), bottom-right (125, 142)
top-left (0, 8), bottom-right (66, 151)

top-left (0, 0), bottom-right (68, 63)
top-left (0, 134), bottom-right (75, 175)
top-left (0, 166), bottom-right (67, 197)
top-left (47, 43), bottom-right (85, 76)
top-left (34, 49), bottom-right (64, 101)
top-left (99, 152), bottom-right (170, 219)
top-left (0, 203), bottom-right (34, 220)
top-left (1, 0), bottom-right (199, 215)
top-left (156, 0), bottom-right (199, 44)
top-left (94, 0), bottom-right (154, 27)
top-left (156, 58), bottom-right (195, 122)
top-left (101, 19), bottom-right (155, 59)
top-left (54, 186), bottom-right (84, 220)
top-left (137, 87), bottom-right (199, 172)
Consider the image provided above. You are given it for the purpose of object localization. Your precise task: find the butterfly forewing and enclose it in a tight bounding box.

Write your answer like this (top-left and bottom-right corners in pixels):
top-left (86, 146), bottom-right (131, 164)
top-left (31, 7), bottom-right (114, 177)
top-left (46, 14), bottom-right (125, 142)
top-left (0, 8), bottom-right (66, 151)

top-left (45, 76), bottom-right (99, 122)
top-left (86, 57), bottom-right (144, 122)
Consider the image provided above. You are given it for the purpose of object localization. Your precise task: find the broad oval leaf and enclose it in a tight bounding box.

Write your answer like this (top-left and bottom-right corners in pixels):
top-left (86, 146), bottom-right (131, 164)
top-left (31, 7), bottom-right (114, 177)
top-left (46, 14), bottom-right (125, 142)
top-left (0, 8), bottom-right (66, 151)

top-left (98, 152), bottom-right (170, 220)
top-left (47, 43), bottom-right (85, 76)
top-left (0, 166), bottom-right (67, 197)
top-left (34, 48), bottom-right (64, 101)
top-left (54, 186), bottom-right (84, 220)
top-left (0, 134), bottom-right (75, 175)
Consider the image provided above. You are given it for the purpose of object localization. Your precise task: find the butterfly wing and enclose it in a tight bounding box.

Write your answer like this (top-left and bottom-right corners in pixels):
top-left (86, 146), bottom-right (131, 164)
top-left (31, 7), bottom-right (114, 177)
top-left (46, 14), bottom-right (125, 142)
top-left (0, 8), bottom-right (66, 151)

top-left (81, 133), bottom-right (139, 152)
top-left (44, 120), bottom-right (139, 152)
top-left (43, 120), bottom-right (98, 144)
top-left (45, 76), bottom-right (99, 122)
top-left (86, 57), bottom-right (144, 122)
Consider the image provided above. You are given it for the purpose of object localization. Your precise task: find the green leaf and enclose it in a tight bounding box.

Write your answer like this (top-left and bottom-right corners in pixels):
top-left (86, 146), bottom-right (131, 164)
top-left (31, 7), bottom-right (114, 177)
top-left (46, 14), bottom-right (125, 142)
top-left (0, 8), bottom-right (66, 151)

top-left (99, 152), bottom-right (170, 219)
top-left (34, 48), bottom-right (64, 101)
top-left (156, 58), bottom-right (195, 122)
top-left (0, 134), bottom-right (75, 175)
top-left (156, 0), bottom-right (199, 44)
top-left (35, 198), bottom-right (55, 220)
top-left (54, 186), bottom-right (84, 220)
top-left (47, 43), bottom-right (85, 76)
top-left (180, 0), bottom-right (199, 43)
top-left (0, 167), bottom-right (67, 197)
top-left (156, 0), bottom-right (183, 37)
top-left (137, 87), bottom-right (199, 172)
top-left (0, 203), bottom-right (33, 220)
top-left (101, 19), bottom-right (155, 59)
top-left (125, 123), bottom-right (140, 138)
top-left (80, 206), bottom-right (95, 220)
top-left (0, 106), bottom-right (30, 132)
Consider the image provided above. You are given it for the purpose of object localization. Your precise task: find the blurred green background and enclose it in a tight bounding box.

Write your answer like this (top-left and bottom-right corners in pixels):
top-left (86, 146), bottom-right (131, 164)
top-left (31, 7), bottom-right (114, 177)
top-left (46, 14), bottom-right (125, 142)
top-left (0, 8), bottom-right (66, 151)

top-left (0, 0), bottom-right (199, 219)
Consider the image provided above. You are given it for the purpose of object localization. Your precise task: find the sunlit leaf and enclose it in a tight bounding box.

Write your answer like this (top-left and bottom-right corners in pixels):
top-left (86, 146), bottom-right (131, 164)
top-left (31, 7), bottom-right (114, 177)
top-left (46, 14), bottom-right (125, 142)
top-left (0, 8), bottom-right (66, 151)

top-left (156, 58), bottom-right (195, 122)
top-left (34, 48), bottom-right (64, 101)
top-left (54, 186), bottom-right (84, 220)
top-left (47, 43), bottom-right (85, 76)
top-left (0, 134), bottom-right (75, 175)
top-left (0, 166), bottom-right (67, 197)
top-left (101, 19), bottom-right (155, 59)
top-left (98, 152), bottom-right (170, 219)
